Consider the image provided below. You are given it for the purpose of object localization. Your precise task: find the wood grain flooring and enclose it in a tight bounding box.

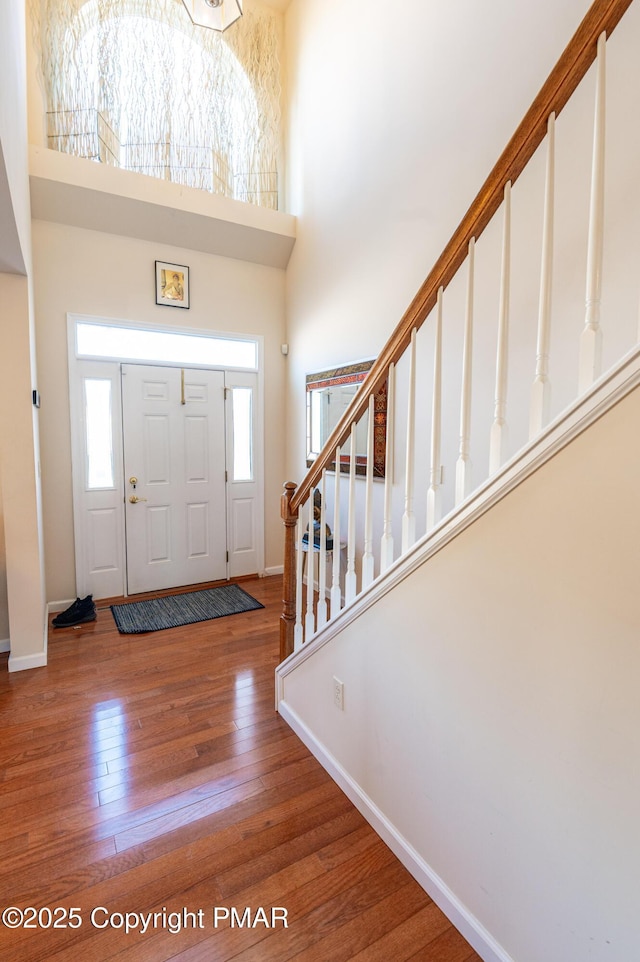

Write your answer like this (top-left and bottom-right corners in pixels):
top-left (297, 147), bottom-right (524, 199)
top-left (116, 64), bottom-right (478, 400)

top-left (0, 576), bottom-right (482, 961)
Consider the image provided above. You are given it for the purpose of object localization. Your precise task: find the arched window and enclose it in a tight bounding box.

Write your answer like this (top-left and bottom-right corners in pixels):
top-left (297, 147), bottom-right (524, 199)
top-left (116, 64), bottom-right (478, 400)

top-left (34, 0), bottom-right (281, 208)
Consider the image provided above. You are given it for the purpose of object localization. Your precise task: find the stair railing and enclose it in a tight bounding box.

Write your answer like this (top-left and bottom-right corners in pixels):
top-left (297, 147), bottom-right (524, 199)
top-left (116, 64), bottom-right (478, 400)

top-left (280, 0), bottom-right (636, 662)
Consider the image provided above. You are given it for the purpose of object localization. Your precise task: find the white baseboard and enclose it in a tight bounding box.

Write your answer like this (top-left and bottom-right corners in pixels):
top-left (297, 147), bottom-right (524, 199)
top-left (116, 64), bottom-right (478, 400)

top-left (48, 598), bottom-right (76, 613)
top-left (263, 565), bottom-right (283, 576)
top-left (8, 651), bottom-right (48, 672)
top-left (278, 700), bottom-right (514, 962)
top-left (4, 604), bottom-right (50, 672)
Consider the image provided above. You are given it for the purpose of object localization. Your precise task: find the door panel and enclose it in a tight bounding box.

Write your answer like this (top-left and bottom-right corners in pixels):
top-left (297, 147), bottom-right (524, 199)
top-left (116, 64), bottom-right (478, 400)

top-left (187, 502), bottom-right (209, 557)
top-left (232, 498), bottom-right (255, 552)
top-left (147, 505), bottom-right (171, 563)
top-left (88, 507), bottom-right (120, 573)
top-left (122, 364), bottom-right (227, 594)
top-left (145, 416), bottom-right (171, 483)
top-left (185, 417), bottom-right (208, 481)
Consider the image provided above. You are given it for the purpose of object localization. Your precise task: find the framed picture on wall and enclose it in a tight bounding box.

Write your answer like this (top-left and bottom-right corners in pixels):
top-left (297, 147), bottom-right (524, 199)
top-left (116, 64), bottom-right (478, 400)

top-left (155, 261), bottom-right (190, 309)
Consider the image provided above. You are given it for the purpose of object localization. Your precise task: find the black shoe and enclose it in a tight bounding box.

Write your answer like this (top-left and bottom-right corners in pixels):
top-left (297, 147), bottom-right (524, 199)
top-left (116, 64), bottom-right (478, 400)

top-left (52, 595), bottom-right (97, 628)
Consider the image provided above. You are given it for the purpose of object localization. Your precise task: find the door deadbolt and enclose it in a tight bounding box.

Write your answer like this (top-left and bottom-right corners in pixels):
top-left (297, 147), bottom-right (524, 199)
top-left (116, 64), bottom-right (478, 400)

top-left (129, 476), bottom-right (138, 488)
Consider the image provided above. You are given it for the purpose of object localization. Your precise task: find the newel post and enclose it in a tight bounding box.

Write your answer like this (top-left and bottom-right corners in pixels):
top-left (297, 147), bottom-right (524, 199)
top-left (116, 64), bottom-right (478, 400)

top-left (280, 481), bottom-right (298, 662)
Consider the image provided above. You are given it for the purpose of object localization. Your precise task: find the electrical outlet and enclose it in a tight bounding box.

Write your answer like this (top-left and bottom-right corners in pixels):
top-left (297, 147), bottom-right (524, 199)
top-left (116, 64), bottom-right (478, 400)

top-left (333, 675), bottom-right (344, 711)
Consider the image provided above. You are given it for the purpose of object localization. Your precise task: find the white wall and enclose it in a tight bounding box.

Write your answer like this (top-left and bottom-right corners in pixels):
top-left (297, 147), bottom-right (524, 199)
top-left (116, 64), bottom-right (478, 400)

top-left (32, 219), bottom-right (286, 602)
top-left (0, 0), bottom-right (31, 646)
top-left (0, 1), bottom-right (46, 667)
top-left (0, 1), bottom-right (31, 273)
top-left (281, 382), bottom-right (640, 962)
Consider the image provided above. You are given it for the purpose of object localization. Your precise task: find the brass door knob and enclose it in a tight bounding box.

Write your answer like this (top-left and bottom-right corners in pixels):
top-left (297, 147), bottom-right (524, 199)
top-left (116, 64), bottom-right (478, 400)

top-left (128, 495), bottom-right (148, 503)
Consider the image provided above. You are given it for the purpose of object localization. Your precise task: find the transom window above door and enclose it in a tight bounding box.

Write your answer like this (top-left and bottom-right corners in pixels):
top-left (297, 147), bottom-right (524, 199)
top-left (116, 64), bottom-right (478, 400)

top-left (75, 320), bottom-right (258, 370)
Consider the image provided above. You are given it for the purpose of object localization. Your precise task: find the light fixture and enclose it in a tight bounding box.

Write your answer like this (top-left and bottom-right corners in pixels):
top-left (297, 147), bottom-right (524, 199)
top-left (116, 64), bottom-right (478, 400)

top-left (182, 0), bottom-right (243, 32)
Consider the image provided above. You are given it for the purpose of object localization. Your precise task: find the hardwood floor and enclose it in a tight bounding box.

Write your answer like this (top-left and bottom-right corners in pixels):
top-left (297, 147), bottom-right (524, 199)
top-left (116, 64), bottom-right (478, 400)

top-left (0, 576), bottom-right (482, 961)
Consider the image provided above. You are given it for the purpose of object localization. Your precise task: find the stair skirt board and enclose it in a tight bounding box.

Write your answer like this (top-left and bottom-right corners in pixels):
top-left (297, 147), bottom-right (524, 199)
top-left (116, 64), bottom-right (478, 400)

top-left (277, 700), bottom-right (513, 962)
top-left (278, 344), bottom-right (640, 674)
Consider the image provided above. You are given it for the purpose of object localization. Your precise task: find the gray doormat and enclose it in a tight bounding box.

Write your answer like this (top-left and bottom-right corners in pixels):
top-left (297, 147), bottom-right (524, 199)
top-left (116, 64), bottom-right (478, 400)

top-left (110, 584), bottom-right (264, 633)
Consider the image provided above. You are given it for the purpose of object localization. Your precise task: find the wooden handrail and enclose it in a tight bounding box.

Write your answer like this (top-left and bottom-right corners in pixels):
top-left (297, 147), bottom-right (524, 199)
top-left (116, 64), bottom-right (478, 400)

top-left (289, 0), bottom-right (633, 517)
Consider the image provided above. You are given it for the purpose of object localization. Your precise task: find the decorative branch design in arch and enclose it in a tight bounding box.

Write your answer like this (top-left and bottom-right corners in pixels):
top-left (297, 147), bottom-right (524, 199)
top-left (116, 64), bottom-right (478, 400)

top-left (33, 0), bottom-right (281, 208)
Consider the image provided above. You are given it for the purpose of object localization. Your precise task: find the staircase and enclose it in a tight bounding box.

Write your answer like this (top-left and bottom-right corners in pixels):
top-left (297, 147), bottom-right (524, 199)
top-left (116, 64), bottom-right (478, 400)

top-left (276, 3), bottom-right (640, 959)
top-left (278, 0), bottom-right (638, 661)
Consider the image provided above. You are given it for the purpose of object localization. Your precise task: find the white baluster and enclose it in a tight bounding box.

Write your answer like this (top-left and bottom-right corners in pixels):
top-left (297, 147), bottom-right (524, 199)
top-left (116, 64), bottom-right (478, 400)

top-left (456, 238), bottom-right (475, 504)
top-left (427, 287), bottom-right (444, 532)
top-left (317, 469), bottom-right (328, 629)
top-left (305, 492), bottom-right (315, 639)
top-left (294, 517), bottom-right (304, 650)
top-left (345, 423), bottom-right (357, 604)
top-left (579, 31), bottom-right (606, 393)
top-left (362, 394), bottom-right (375, 588)
top-left (380, 362), bottom-right (395, 573)
top-left (402, 329), bottom-right (417, 553)
top-left (330, 445), bottom-right (342, 617)
top-left (530, 113), bottom-right (556, 438)
top-left (489, 181), bottom-right (512, 474)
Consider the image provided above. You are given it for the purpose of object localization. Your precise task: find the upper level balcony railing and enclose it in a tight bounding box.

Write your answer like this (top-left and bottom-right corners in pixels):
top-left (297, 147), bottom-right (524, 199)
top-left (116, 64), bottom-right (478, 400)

top-left (45, 108), bottom-right (278, 210)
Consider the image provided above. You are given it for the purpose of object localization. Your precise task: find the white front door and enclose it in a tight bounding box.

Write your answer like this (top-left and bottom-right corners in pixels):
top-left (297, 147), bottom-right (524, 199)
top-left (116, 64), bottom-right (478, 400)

top-left (122, 364), bottom-right (227, 594)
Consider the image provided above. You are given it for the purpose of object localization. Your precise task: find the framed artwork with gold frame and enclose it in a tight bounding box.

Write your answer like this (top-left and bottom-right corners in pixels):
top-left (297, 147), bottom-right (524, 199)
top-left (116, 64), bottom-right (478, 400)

top-left (155, 261), bottom-right (190, 309)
